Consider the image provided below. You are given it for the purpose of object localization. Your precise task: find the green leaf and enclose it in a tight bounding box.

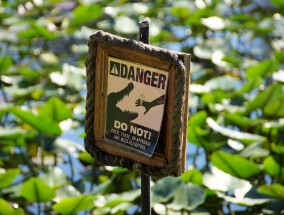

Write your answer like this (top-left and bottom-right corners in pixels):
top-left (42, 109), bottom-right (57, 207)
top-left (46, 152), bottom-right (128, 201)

top-left (201, 90), bottom-right (232, 105)
top-left (225, 114), bottom-right (256, 129)
top-left (271, 0), bottom-right (284, 7)
top-left (40, 52), bottom-right (59, 65)
top-left (153, 203), bottom-right (190, 215)
top-left (94, 189), bottom-right (140, 208)
top-left (238, 78), bottom-right (262, 93)
top-left (205, 76), bottom-right (242, 91)
top-left (211, 150), bottom-right (261, 179)
top-left (193, 45), bottom-right (212, 59)
top-left (222, 55), bottom-right (241, 66)
top-left (181, 168), bottom-right (203, 185)
top-left (240, 142), bottom-right (269, 158)
top-left (0, 127), bottom-right (28, 139)
top-left (39, 97), bottom-right (72, 123)
top-left (185, 7), bottom-right (214, 26)
top-left (274, 51), bottom-right (284, 62)
top-left (152, 176), bottom-right (182, 204)
top-left (201, 16), bottom-right (225, 30)
top-left (0, 198), bottom-right (14, 215)
top-left (263, 156), bottom-right (284, 177)
top-left (105, 166), bottom-right (129, 174)
top-left (78, 152), bottom-right (95, 165)
top-left (168, 183), bottom-right (205, 211)
top-left (71, 4), bottom-right (103, 26)
top-left (18, 67), bottom-right (40, 79)
top-left (111, 202), bottom-right (133, 214)
top-left (217, 192), bottom-right (270, 206)
top-left (38, 167), bottom-right (67, 188)
top-left (246, 59), bottom-right (278, 79)
top-left (272, 70), bottom-right (284, 83)
top-left (188, 112), bottom-right (224, 149)
top-left (203, 166), bottom-right (252, 193)
top-left (104, 197), bottom-right (131, 208)
top-left (245, 83), bottom-right (282, 114)
top-left (188, 111), bottom-right (207, 127)
top-left (91, 207), bottom-right (111, 215)
top-left (53, 195), bottom-right (95, 214)
top-left (271, 143), bottom-right (284, 155)
top-left (187, 112), bottom-right (212, 147)
top-left (188, 124), bottom-right (226, 150)
top-left (258, 184), bottom-right (284, 199)
top-left (91, 178), bottom-right (113, 196)
top-left (20, 177), bottom-right (55, 202)
top-left (3, 85), bottom-right (43, 99)
top-left (171, 6), bottom-right (190, 18)
top-left (0, 125), bottom-right (35, 147)
top-left (0, 168), bottom-right (20, 189)
top-left (54, 185), bottom-right (81, 203)
top-left (9, 107), bottom-right (62, 135)
top-left (1, 184), bottom-right (22, 198)
top-left (54, 138), bottom-right (84, 154)
top-left (49, 64), bottom-right (84, 90)
top-left (114, 16), bottom-right (139, 34)
top-left (52, 195), bottom-right (95, 214)
top-left (207, 117), bottom-right (266, 143)
top-left (18, 21), bottom-right (56, 40)
top-left (264, 95), bottom-right (284, 117)
top-left (0, 56), bottom-right (12, 75)
top-left (230, 14), bottom-right (254, 22)
top-left (0, 198), bottom-right (24, 215)
top-left (31, 22), bottom-right (56, 40)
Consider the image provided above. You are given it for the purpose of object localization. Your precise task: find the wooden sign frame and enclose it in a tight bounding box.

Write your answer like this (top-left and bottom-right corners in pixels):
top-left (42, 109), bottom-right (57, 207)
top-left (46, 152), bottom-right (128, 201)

top-left (85, 31), bottom-right (190, 177)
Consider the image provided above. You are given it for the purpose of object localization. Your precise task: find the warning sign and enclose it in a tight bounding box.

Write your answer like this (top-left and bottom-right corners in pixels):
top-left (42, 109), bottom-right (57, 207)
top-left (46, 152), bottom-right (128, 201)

top-left (105, 57), bottom-right (169, 157)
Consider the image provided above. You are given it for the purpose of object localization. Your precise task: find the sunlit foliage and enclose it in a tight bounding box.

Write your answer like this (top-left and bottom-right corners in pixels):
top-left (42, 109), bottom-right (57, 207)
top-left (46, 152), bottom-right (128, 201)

top-left (0, 0), bottom-right (284, 214)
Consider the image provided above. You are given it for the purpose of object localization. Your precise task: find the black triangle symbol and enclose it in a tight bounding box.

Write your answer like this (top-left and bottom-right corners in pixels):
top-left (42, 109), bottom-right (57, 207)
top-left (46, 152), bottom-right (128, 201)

top-left (111, 64), bottom-right (119, 75)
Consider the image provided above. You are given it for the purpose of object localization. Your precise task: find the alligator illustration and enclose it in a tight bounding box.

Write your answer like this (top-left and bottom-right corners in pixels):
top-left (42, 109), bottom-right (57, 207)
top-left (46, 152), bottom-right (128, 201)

top-left (135, 95), bottom-right (165, 114)
top-left (106, 82), bottom-right (139, 131)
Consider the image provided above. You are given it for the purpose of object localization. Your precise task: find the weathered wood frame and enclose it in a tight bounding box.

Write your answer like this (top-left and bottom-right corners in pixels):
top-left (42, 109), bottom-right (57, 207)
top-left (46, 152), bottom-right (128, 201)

top-left (91, 41), bottom-right (190, 176)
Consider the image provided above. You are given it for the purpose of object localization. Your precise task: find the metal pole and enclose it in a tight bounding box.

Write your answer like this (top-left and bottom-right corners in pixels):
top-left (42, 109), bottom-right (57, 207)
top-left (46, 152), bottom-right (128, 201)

top-left (139, 20), bottom-right (151, 215)
top-left (141, 174), bottom-right (151, 215)
top-left (139, 21), bottom-right (149, 44)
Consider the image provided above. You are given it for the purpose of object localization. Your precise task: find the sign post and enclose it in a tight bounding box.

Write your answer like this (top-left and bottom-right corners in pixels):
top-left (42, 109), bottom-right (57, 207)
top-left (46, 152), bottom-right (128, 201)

top-left (139, 20), bottom-right (151, 215)
top-left (84, 18), bottom-right (190, 213)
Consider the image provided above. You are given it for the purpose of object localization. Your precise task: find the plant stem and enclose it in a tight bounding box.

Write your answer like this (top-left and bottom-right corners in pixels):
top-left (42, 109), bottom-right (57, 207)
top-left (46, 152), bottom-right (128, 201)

top-left (37, 202), bottom-right (40, 215)
top-left (20, 147), bottom-right (37, 176)
top-left (0, 76), bottom-right (9, 125)
top-left (0, 77), bottom-right (8, 103)
top-left (68, 153), bottom-right (74, 182)
top-left (278, 153), bottom-right (283, 181)
top-left (217, 210), bottom-right (224, 215)
top-left (192, 146), bottom-right (200, 168)
top-left (39, 133), bottom-right (45, 172)
top-left (227, 203), bottom-right (235, 215)
top-left (53, 153), bottom-right (57, 166)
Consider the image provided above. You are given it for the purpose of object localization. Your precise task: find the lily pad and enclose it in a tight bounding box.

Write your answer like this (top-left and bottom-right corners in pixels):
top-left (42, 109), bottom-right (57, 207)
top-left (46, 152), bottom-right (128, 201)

top-left (0, 168), bottom-right (20, 189)
top-left (53, 195), bottom-right (96, 215)
top-left (203, 166), bottom-right (252, 197)
top-left (217, 192), bottom-right (271, 206)
top-left (258, 183), bottom-right (284, 199)
top-left (206, 117), bottom-right (266, 143)
top-left (168, 183), bottom-right (205, 211)
top-left (20, 177), bottom-right (55, 202)
top-left (211, 150), bottom-right (261, 179)
top-left (152, 176), bottom-right (182, 204)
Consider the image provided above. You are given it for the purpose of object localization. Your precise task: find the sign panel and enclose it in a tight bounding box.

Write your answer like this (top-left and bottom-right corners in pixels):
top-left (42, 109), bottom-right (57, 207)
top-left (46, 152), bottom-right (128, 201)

top-left (104, 57), bottom-right (169, 157)
top-left (85, 31), bottom-right (190, 176)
